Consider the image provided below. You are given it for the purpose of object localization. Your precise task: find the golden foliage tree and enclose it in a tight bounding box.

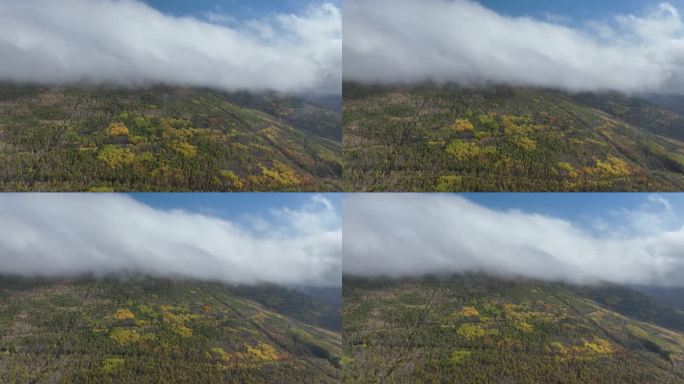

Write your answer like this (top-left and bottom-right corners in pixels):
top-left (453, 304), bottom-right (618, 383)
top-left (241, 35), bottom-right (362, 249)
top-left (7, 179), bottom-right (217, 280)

top-left (107, 122), bottom-right (130, 137)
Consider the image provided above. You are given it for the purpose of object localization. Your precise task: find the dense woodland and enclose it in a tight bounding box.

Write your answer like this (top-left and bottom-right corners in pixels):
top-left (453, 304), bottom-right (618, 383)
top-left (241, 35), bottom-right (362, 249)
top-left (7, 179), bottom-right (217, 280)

top-left (0, 85), bottom-right (341, 191)
top-left (0, 276), bottom-right (341, 383)
top-left (344, 82), bottom-right (684, 191)
top-left (342, 274), bottom-right (684, 383)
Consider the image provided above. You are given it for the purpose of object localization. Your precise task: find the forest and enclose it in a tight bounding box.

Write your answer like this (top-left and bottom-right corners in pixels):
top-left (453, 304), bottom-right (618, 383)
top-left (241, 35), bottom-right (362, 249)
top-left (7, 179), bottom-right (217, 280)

top-left (0, 276), bottom-right (341, 383)
top-left (342, 274), bottom-right (684, 383)
top-left (344, 82), bottom-right (684, 191)
top-left (0, 84), bottom-right (341, 191)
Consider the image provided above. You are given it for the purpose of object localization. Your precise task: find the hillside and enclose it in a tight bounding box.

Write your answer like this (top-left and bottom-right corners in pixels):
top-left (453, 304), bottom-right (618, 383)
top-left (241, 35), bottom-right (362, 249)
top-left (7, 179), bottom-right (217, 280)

top-left (0, 85), bottom-right (341, 192)
top-left (342, 274), bottom-right (684, 383)
top-left (0, 276), bottom-right (341, 383)
top-left (344, 82), bottom-right (684, 191)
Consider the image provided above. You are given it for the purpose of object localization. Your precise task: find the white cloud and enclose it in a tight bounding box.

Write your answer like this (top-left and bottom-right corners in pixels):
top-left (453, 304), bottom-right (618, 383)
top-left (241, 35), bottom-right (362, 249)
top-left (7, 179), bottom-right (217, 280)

top-left (648, 194), bottom-right (673, 211)
top-left (0, 194), bottom-right (342, 287)
top-left (592, 194), bottom-right (677, 237)
top-left (343, 194), bottom-right (684, 287)
top-left (343, 0), bottom-right (684, 94)
top-left (202, 12), bottom-right (236, 26)
top-left (0, 0), bottom-right (341, 94)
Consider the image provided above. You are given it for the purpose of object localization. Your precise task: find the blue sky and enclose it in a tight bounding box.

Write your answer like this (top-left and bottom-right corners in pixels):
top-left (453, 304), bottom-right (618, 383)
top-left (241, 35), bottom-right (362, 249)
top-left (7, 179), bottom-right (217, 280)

top-left (465, 193), bottom-right (682, 233)
top-left (127, 193), bottom-right (680, 233)
top-left (143, 0), bottom-right (339, 19)
top-left (141, 0), bottom-right (671, 21)
top-left (129, 193), bottom-right (341, 223)
top-left (477, 0), bottom-right (684, 24)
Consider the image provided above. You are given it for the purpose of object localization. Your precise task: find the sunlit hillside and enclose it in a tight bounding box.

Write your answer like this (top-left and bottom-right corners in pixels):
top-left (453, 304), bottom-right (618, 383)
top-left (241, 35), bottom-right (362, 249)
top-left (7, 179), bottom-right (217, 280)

top-left (0, 85), bottom-right (341, 192)
top-left (344, 83), bottom-right (684, 192)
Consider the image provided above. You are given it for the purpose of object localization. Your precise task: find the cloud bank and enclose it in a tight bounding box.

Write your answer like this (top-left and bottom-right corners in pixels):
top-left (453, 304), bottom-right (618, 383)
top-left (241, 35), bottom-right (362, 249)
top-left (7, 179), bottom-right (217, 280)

top-left (343, 194), bottom-right (684, 287)
top-left (0, 194), bottom-right (341, 287)
top-left (343, 0), bottom-right (684, 94)
top-left (0, 0), bottom-right (341, 94)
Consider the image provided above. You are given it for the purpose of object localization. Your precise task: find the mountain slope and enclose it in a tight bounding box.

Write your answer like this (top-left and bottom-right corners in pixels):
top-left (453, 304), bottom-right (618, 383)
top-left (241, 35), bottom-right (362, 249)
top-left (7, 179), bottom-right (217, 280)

top-left (0, 276), bottom-right (341, 383)
top-left (0, 84), bottom-right (341, 192)
top-left (344, 82), bottom-right (684, 191)
top-left (343, 274), bottom-right (684, 383)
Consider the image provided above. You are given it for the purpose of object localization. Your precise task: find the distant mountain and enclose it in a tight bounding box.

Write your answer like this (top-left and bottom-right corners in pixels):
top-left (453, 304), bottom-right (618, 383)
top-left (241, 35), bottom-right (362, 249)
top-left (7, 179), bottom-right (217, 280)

top-left (343, 274), bottom-right (684, 383)
top-left (0, 276), bottom-right (341, 383)
top-left (294, 286), bottom-right (343, 311)
top-left (344, 82), bottom-right (684, 191)
top-left (226, 284), bottom-right (341, 331)
top-left (223, 91), bottom-right (342, 140)
top-left (632, 285), bottom-right (684, 311)
top-left (644, 94), bottom-right (684, 117)
top-left (0, 84), bottom-right (341, 192)
top-left (298, 94), bottom-right (343, 114)
top-left (570, 284), bottom-right (684, 333)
